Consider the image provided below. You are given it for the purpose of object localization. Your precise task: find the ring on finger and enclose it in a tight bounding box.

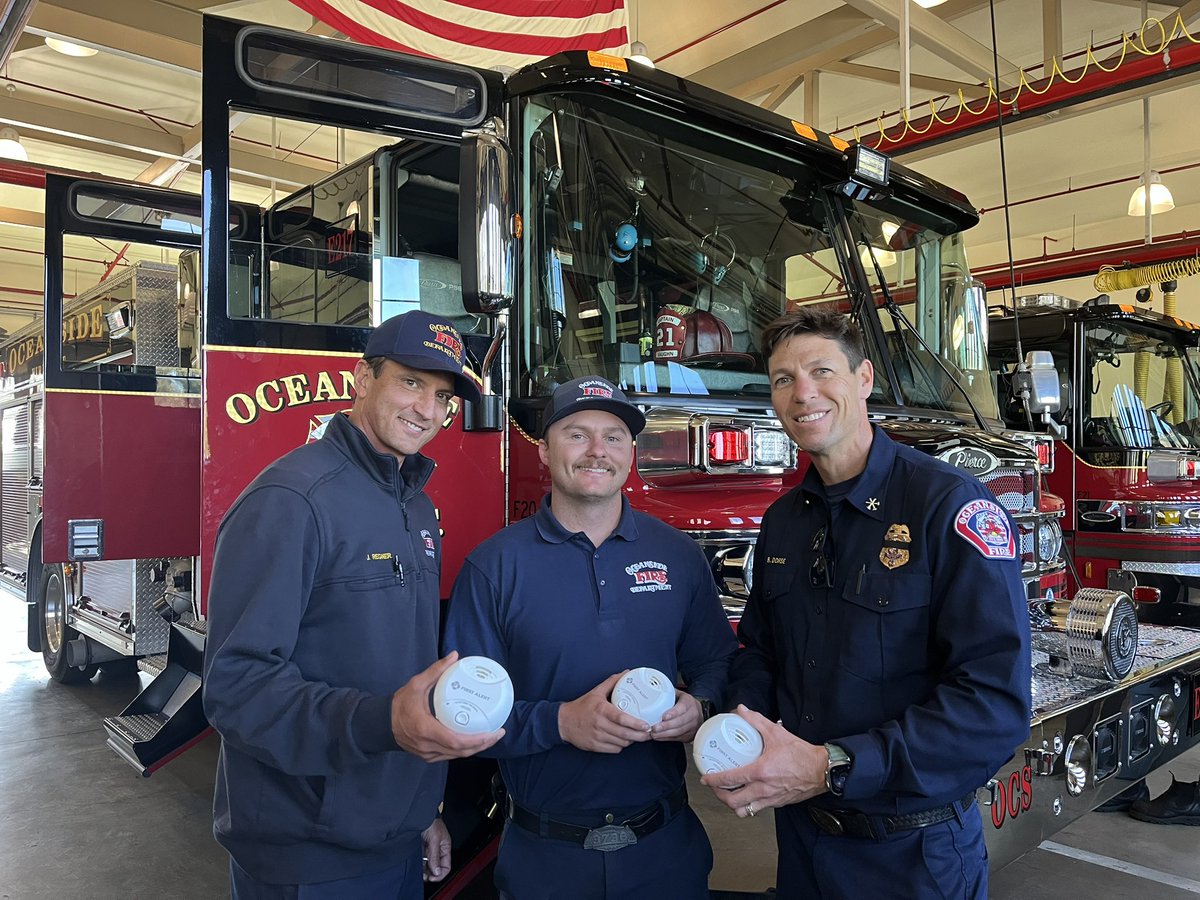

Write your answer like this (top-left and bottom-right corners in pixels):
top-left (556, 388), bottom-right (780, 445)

top-left (746, 802), bottom-right (756, 817)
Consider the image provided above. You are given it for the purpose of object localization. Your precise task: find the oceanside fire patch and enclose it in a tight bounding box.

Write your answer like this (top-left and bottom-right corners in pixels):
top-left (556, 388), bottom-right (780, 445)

top-left (954, 499), bottom-right (1016, 559)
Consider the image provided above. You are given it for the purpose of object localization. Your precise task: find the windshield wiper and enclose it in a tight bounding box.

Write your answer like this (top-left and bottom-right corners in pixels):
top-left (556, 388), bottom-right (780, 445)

top-left (861, 242), bottom-right (989, 430)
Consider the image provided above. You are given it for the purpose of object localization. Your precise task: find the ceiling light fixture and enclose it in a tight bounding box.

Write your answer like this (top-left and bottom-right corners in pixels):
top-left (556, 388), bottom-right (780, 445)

top-left (860, 244), bottom-right (896, 270)
top-left (1127, 170), bottom-right (1175, 217)
top-left (44, 37), bottom-right (99, 57)
top-left (628, 41), bottom-right (655, 68)
top-left (0, 127), bottom-right (28, 162)
top-left (912, 0), bottom-right (949, 7)
top-left (1128, 96), bottom-right (1173, 222)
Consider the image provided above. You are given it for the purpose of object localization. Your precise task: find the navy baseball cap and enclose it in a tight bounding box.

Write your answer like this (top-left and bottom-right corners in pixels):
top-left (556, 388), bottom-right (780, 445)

top-left (364, 311), bottom-right (481, 403)
top-left (541, 376), bottom-right (645, 438)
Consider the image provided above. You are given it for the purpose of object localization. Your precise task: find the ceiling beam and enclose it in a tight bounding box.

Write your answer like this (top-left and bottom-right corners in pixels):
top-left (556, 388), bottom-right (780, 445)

top-left (840, 0), bottom-right (1019, 87)
top-left (0, 205), bottom-right (43, 228)
top-left (822, 61), bottom-right (990, 99)
top-left (1043, 0), bottom-right (1063, 75)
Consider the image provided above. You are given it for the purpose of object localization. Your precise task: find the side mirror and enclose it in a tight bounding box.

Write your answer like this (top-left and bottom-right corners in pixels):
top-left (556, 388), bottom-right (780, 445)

top-left (459, 121), bottom-right (515, 314)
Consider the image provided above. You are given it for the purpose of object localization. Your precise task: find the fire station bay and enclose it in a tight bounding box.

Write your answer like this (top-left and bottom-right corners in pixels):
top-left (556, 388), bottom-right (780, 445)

top-left (6, 4), bottom-right (1200, 900)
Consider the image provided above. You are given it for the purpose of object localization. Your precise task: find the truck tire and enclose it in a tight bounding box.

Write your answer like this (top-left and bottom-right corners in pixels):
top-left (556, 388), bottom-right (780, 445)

top-left (37, 563), bottom-right (97, 684)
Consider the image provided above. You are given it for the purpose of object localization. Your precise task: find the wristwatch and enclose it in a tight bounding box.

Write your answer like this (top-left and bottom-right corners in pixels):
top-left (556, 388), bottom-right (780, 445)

top-left (695, 696), bottom-right (715, 722)
top-left (824, 743), bottom-right (852, 797)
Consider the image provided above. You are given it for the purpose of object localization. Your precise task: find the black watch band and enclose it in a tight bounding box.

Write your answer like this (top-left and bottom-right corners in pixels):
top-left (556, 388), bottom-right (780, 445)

top-left (695, 696), bottom-right (715, 721)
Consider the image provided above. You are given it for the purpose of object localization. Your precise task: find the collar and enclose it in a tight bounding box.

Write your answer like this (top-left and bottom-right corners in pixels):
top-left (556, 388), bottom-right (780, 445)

top-left (323, 412), bottom-right (435, 500)
top-left (799, 425), bottom-right (896, 521)
top-left (533, 494), bottom-right (640, 545)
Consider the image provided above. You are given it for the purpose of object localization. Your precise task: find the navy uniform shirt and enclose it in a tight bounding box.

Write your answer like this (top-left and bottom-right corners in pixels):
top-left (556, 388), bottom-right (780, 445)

top-left (729, 426), bottom-right (1031, 815)
top-left (444, 495), bottom-right (736, 819)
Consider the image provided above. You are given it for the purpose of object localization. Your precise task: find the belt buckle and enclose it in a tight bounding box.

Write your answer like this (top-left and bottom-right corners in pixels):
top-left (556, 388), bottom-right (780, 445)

top-left (582, 824), bottom-right (638, 852)
top-left (808, 807), bottom-right (845, 836)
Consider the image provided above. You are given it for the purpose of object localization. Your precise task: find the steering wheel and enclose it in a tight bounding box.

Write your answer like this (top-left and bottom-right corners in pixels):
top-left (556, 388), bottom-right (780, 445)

top-left (1148, 400), bottom-right (1175, 419)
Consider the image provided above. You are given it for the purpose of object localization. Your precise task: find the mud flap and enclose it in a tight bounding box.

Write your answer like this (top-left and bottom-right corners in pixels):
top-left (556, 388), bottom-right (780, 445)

top-left (103, 621), bottom-right (209, 776)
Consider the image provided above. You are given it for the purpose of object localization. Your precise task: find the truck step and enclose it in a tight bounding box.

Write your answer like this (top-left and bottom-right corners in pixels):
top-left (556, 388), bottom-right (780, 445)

top-left (137, 654), bottom-right (167, 677)
top-left (107, 712), bottom-right (169, 744)
top-left (104, 621), bottom-right (209, 776)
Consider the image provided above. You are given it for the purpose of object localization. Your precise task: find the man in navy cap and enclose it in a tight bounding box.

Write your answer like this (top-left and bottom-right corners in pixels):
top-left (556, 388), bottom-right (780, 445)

top-left (204, 311), bottom-right (502, 900)
top-left (443, 376), bottom-right (737, 900)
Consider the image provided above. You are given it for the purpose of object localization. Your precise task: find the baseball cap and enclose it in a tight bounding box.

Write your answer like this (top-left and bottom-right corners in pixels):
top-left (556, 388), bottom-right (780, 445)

top-left (541, 376), bottom-right (645, 438)
top-left (364, 310), bottom-right (481, 403)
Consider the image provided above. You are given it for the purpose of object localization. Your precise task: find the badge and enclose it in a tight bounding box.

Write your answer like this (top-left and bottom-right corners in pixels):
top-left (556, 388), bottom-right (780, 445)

top-left (879, 523), bottom-right (911, 569)
top-left (954, 499), bottom-right (1016, 559)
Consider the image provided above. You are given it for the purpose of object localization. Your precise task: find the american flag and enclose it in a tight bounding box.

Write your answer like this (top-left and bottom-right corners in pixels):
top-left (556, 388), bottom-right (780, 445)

top-left (287, 0), bottom-right (630, 70)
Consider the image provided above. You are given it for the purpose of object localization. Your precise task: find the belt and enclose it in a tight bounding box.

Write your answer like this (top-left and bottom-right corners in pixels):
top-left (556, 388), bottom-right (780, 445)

top-left (505, 783), bottom-right (687, 852)
top-left (808, 793), bottom-right (976, 841)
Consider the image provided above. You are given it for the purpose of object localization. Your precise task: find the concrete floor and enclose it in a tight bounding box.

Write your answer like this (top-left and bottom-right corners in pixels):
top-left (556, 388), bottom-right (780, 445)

top-left (7, 589), bottom-right (1200, 899)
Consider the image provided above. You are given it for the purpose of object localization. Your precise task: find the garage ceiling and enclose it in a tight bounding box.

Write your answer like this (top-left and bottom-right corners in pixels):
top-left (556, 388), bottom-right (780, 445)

top-left (0, 0), bottom-right (1195, 333)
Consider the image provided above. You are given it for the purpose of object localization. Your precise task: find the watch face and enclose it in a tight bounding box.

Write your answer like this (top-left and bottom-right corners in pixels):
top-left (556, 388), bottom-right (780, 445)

top-left (830, 767), bottom-right (850, 795)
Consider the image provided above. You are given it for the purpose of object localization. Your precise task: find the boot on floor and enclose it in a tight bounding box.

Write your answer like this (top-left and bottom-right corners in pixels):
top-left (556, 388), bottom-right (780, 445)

top-left (1130, 773), bottom-right (1200, 825)
top-left (1095, 779), bottom-right (1150, 813)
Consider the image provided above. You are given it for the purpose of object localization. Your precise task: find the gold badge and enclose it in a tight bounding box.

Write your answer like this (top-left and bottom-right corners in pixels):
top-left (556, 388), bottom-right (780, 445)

top-left (880, 523), bottom-right (911, 569)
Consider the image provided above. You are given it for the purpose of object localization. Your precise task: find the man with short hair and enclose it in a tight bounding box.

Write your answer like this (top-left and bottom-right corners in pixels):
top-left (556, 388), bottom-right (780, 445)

top-left (203, 310), bottom-right (502, 900)
top-left (443, 376), bottom-right (736, 900)
top-left (704, 308), bottom-right (1030, 899)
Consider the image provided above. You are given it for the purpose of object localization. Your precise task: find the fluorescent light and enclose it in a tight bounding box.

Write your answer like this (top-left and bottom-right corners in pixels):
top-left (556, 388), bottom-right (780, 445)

top-left (45, 37), bottom-right (99, 57)
top-left (0, 128), bottom-right (28, 162)
top-left (1127, 171), bottom-right (1175, 216)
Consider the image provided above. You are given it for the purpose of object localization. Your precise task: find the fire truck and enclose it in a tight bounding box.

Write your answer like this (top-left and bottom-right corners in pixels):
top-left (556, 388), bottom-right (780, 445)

top-left (7, 14), bottom-right (1200, 883)
top-left (989, 292), bottom-right (1200, 621)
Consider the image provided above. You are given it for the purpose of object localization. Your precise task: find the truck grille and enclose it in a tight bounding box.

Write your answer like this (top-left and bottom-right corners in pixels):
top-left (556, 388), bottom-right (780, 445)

top-left (979, 466), bottom-right (1035, 514)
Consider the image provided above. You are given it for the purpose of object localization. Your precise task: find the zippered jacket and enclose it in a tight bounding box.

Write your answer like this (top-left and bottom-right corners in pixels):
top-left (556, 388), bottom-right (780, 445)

top-left (203, 411), bottom-right (445, 884)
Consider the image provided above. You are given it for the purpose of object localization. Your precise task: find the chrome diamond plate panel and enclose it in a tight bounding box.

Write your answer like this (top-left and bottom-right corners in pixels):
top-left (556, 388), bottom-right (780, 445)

top-left (132, 262), bottom-right (181, 368)
top-left (1031, 624), bottom-right (1200, 718)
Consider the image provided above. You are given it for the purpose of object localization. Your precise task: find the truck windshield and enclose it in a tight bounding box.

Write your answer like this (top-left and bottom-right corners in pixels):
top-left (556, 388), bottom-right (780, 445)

top-left (1083, 320), bottom-right (1200, 450)
top-left (519, 92), bottom-right (995, 422)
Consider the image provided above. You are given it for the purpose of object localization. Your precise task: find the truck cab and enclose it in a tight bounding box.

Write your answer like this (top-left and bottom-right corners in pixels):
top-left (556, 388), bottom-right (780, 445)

top-left (990, 293), bottom-right (1200, 620)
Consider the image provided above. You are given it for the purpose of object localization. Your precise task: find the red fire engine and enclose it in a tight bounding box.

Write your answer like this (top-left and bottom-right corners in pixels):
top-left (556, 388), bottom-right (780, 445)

top-left (990, 292), bottom-right (1200, 620)
top-left (6, 14), bottom-right (1200, 884)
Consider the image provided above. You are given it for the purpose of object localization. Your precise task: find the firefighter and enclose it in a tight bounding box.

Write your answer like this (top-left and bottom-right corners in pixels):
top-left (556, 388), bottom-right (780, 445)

top-left (702, 308), bottom-right (1031, 899)
top-left (442, 376), bottom-right (737, 900)
top-left (203, 311), bottom-right (501, 900)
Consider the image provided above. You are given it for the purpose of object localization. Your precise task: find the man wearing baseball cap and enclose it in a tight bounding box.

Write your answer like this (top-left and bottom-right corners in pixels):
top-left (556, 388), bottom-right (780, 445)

top-left (443, 375), bottom-right (736, 899)
top-left (204, 311), bottom-right (498, 900)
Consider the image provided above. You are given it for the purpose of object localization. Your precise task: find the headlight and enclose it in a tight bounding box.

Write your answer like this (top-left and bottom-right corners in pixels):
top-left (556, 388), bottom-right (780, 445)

top-left (752, 427), bottom-right (795, 468)
top-left (1037, 518), bottom-right (1063, 562)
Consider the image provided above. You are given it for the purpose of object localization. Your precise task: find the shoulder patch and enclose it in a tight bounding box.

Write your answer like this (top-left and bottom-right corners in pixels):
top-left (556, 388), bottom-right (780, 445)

top-left (954, 499), bottom-right (1016, 559)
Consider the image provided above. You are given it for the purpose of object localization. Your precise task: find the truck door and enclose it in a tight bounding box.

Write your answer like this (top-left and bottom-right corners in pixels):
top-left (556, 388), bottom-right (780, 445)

top-left (41, 177), bottom-right (214, 567)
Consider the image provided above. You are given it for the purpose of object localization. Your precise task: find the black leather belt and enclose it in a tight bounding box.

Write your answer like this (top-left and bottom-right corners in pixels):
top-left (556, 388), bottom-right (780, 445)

top-left (506, 783), bottom-right (687, 852)
top-left (808, 793), bottom-right (976, 840)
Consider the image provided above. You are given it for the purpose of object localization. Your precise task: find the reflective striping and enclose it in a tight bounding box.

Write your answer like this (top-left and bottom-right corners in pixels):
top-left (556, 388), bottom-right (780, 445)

top-left (1039, 841), bottom-right (1200, 893)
